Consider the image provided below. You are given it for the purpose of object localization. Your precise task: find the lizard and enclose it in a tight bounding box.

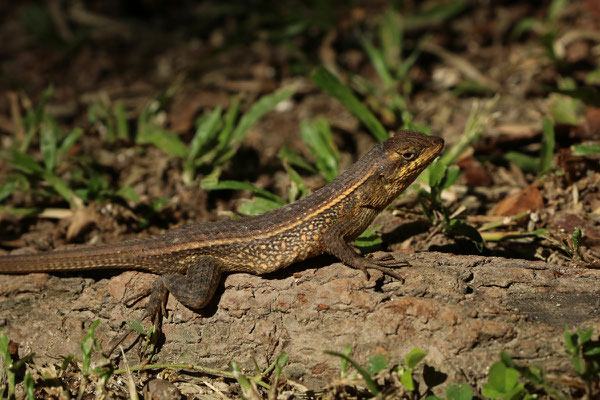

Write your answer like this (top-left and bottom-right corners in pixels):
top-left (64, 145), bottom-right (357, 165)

top-left (0, 130), bottom-right (444, 326)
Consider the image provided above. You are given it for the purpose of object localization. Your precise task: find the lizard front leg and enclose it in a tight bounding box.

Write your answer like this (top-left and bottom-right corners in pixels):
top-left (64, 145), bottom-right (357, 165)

top-left (323, 228), bottom-right (406, 281)
top-left (146, 255), bottom-right (223, 325)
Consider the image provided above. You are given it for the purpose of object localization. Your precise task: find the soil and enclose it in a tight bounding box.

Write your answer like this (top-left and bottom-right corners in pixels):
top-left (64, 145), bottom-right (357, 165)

top-left (0, 1), bottom-right (599, 398)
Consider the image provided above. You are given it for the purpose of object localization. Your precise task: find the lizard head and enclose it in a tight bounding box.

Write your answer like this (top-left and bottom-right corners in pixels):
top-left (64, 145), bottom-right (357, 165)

top-left (376, 130), bottom-right (445, 194)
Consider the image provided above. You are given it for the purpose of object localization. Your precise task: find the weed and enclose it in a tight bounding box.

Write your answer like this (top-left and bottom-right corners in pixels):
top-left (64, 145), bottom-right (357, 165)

top-left (398, 348), bottom-right (427, 392)
top-left (2, 89), bottom-right (84, 209)
top-left (564, 326), bottom-right (600, 396)
top-left (311, 66), bottom-right (388, 141)
top-left (78, 320), bottom-right (113, 399)
top-left (482, 359), bottom-right (530, 400)
top-left (1, 89), bottom-right (147, 215)
top-left (299, 118), bottom-right (340, 183)
top-left (186, 88), bottom-right (294, 184)
top-left (326, 349), bottom-right (384, 395)
top-left (348, 3), bottom-right (468, 127)
top-left (0, 328), bottom-right (35, 400)
top-left (88, 99), bottom-right (129, 143)
top-left (418, 99), bottom-right (496, 252)
top-left (571, 143), bottom-right (600, 156)
top-left (563, 228), bottom-right (583, 261)
top-left (504, 116), bottom-right (557, 176)
top-left (513, 0), bottom-right (569, 61)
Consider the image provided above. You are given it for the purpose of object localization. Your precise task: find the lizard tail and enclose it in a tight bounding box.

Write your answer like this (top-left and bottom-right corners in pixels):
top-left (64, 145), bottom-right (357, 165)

top-left (0, 241), bottom-right (151, 273)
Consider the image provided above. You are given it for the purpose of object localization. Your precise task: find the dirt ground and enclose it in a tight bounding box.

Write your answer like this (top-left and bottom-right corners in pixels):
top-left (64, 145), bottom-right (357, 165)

top-left (0, 1), bottom-right (599, 399)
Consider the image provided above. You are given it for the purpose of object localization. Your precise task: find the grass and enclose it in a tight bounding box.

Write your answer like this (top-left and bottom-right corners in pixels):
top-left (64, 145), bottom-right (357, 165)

top-left (3, 323), bottom-right (596, 398)
top-left (1, 1), bottom-right (600, 398)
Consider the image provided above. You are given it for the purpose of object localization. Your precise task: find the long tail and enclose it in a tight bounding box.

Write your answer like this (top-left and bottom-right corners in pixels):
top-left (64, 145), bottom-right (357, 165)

top-left (0, 238), bottom-right (156, 273)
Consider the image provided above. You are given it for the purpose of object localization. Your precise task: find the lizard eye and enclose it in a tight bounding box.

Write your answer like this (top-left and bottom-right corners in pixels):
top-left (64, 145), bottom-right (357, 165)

top-left (401, 151), bottom-right (416, 160)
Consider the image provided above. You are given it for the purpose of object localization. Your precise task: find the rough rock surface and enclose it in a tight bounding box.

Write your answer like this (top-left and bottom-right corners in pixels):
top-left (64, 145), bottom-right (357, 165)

top-left (0, 251), bottom-right (598, 390)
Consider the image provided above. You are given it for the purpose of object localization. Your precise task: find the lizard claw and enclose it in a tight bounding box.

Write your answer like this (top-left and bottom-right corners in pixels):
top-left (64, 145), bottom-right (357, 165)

top-left (367, 265), bottom-right (405, 282)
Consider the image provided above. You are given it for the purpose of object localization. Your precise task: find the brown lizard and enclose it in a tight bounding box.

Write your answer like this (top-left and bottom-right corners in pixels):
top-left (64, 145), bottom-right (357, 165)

top-left (0, 130), bottom-right (444, 325)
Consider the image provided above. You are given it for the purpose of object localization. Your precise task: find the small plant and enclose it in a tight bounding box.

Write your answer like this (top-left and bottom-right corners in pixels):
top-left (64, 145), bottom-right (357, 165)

top-left (88, 98), bottom-right (129, 143)
top-left (1, 89), bottom-right (145, 214)
top-left (419, 159), bottom-right (478, 247)
top-left (231, 352), bottom-right (289, 399)
top-left (136, 87), bottom-right (294, 185)
top-left (426, 383), bottom-right (473, 400)
top-left (564, 326), bottom-right (600, 396)
top-left (480, 339), bottom-right (599, 400)
top-left (397, 347), bottom-right (426, 392)
top-left (481, 358), bottom-right (530, 400)
top-left (325, 348), bottom-right (388, 396)
top-left (298, 118), bottom-right (340, 183)
top-left (343, 3), bottom-right (467, 127)
top-left (1, 88), bottom-right (85, 209)
top-left (504, 117), bottom-right (560, 177)
top-left (564, 227), bottom-right (583, 261)
top-left (512, 0), bottom-right (569, 62)
top-left (77, 320), bottom-right (113, 399)
top-left (327, 346), bottom-right (476, 399)
top-left (418, 99), bottom-right (494, 252)
top-left (126, 319), bottom-right (159, 362)
top-left (211, 116), bottom-right (341, 217)
top-left (0, 328), bottom-right (35, 400)
top-left (311, 66), bottom-right (388, 142)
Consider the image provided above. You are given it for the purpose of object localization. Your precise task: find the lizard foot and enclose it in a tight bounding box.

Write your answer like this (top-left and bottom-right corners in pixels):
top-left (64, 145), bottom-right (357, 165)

top-left (364, 253), bottom-right (409, 282)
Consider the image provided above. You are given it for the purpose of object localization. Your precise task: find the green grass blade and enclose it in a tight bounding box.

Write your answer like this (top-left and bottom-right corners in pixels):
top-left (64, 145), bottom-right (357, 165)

top-left (58, 127), bottom-right (83, 156)
top-left (230, 88), bottom-right (294, 146)
top-left (278, 146), bottom-right (318, 174)
top-left (189, 107), bottom-right (223, 162)
top-left (325, 350), bottom-right (380, 395)
top-left (402, 1), bottom-right (468, 31)
top-left (42, 171), bottom-right (80, 208)
top-left (0, 182), bottom-right (16, 202)
top-left (572, 143), bottom-right (600, 156)
top-left (114, 102), bottom-right (129, 140)
top-left (548, 0), bottom-right (568, 22)
top-left (300, 118), bottom-right (339, 182)
top-left (215, 97), bottom-right (240, 152)
top-left (360, 36), bottom-right (394, 88)
top-left (311, 67), bottom-right (387, 142)
top-left (504, 151), bottom-right (539, 172)
top-left (137, 126), bottom-right (187, 158)
top-left (379, 10), bottom-right (403, 70)
top-left (21, 86), bottom-right (53, 152)
top-left (238, 197), bottom-right (284, 216)
top-left (282, 163), bottom-right (309, 202)
top-left (231, 362), bottom-right (252, 397)
top-left (40, 117), bottom-right (58, 172)
top-left (9, 152), bottom-right (45, 175)
top-left (202, 179), bottom-right (285, 204)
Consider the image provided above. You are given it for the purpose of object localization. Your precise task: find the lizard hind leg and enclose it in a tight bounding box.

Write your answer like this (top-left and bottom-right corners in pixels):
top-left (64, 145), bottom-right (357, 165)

top-left (146, 255), bottom-right (223, 325)
top-left (108, 256), bottom-right (223, 357)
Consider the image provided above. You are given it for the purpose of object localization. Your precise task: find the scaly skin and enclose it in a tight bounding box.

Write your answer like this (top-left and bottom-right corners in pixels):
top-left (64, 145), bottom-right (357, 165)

top-left (0, 130), bottom-right (444, 322)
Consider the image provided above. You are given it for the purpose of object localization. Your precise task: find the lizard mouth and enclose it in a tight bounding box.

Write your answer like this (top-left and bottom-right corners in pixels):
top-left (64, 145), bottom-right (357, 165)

top-left (427, 136), bottom-right (445, 159)
top-left (418, 136), bottom-right (445, 167)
